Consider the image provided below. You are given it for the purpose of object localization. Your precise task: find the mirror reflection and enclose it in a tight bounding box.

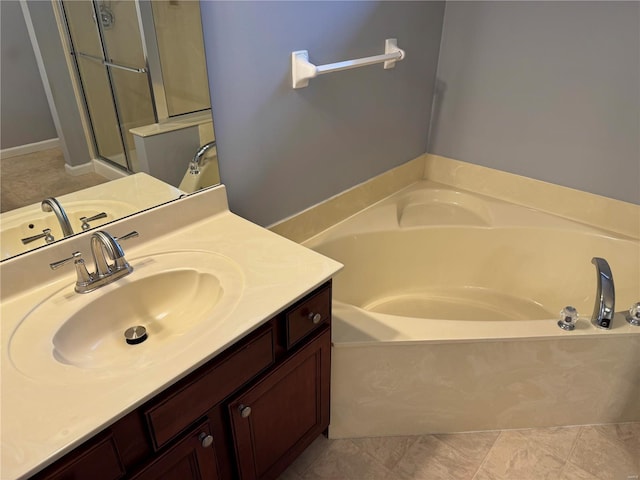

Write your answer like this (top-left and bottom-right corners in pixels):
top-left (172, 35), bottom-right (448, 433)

top-left (0, 0), bottom-right (220, 261)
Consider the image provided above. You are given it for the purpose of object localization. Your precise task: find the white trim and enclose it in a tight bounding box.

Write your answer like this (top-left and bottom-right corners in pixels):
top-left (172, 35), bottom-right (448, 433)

top-left (93, 158), bottom-right (129, 180)
top-left (0, 138), bottom-right (60, 159)
top-left (63, 158), bottom-right (129, 181)
top-left (63, 160), bottom-right (94, 176)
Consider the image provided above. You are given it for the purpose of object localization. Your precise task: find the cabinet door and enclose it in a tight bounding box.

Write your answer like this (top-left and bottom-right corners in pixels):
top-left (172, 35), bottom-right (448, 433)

top-left (33, 433), bottom-right (124, 480)
top-left (229, 328), bottom-right (331, 480)
top-left (131, 421), bottom-right (219, 480)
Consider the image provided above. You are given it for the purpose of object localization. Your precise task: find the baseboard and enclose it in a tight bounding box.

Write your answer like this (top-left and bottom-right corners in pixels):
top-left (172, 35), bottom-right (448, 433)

top-left (64, 158), bottom-right (128, 181)
top-left (92, 158), bottom-right (128, 180)
top-left (0, 138), bottom-right (60, 159)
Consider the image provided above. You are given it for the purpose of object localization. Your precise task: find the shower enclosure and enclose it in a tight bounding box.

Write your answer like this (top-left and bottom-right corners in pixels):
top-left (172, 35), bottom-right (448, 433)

top-left (58, 0), bottom-right (211, 173)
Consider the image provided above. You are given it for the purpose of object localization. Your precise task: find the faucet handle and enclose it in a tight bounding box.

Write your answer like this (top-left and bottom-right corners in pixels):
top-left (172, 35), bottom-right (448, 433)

top-left (50, 251), bottom-right (83, 270)
top-left (627, 302), bottom-right (640, 326)
top-left (79, 212), bottom-right (108, 231)
top-left (50, 251), bottom-right (92, 289)
top-left (116, 231), bottom-right (139, 242)
top-left (22, 228), bottom-right (55, 245)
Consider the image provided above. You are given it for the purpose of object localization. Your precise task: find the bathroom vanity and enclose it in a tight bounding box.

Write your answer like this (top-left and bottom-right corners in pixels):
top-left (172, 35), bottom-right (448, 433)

top-left (32, 282), bottom-right (331, 480)
top-left (0, 185), bottom-right (342, 480)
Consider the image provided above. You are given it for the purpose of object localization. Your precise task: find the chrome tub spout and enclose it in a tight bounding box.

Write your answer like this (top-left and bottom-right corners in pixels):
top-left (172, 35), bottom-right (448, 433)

top-left (591, 257), bottom-right (615, 329)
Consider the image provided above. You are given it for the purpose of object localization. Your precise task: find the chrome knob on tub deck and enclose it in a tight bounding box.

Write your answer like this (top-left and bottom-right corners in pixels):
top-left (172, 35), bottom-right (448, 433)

top-left (558, 306), bottom-right (578, 331)
top-left (591, 257), bottom-right (615, 329)
top-left (627, 302), bottom-right (640, 326)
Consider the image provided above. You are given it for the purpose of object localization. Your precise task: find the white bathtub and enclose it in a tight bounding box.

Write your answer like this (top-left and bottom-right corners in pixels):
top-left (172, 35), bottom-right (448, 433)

top-left (305, 181), bottom-right (640, 437)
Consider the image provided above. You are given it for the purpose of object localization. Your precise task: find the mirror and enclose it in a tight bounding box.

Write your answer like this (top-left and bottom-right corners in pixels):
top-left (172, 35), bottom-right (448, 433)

top-left (0, 0), bottom-right (220, 261)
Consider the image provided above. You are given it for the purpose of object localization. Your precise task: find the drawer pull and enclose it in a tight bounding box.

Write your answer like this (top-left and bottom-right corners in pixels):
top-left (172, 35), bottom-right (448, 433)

top-left (308, 312), bottom-right (322, 324)
top-left (239, 404), bottom-right (252, 418)
top-left (199, 432), bottom-right (214, 448)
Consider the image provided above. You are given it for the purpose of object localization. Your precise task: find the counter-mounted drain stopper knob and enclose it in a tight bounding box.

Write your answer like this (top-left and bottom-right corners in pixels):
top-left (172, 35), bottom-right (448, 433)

top-left (124, 326), bottom-right (148, 345)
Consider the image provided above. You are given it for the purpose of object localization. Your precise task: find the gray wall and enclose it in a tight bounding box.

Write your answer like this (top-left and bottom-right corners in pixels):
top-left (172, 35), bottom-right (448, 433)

top-left (201, 1), bottom-right (445, 226)
top-left (429, 1), bottom-right (640, 205)
top-left (25, 1), bottom-right (91, 167)
top-left (0, 0), bottom-right (56, 149)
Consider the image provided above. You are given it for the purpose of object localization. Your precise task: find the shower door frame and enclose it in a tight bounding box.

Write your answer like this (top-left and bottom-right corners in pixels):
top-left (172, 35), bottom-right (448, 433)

top-left (136, 0), bottom-right (212, 123)
top-left (55, 0), bottom-right (160, 173)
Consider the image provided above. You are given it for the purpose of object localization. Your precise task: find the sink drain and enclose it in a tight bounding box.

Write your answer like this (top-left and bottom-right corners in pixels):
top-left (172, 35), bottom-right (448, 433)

top-left (124, 326), bottom-right (148, 345)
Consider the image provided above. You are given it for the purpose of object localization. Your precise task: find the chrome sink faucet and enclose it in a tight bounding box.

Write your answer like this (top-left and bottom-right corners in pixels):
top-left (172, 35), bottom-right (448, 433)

top-left (41, 197), bottom-right (74, 237)
top-left (189, 140), bottom-right (216, 175)
top-left (591, 257), bottom-right (615, 329)
top-left (90, 230), bottom-right (136, 279)
top-left (50, 230), bottom-right (138, 293)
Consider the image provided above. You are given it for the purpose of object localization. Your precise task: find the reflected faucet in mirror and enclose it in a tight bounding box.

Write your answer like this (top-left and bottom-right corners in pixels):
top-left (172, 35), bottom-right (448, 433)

top-left (41, 197), bottom-right (74, 237)
top-left (190, 141), bottom-right (217, 175)
top-left (0, 0), bottom-right (222, 261)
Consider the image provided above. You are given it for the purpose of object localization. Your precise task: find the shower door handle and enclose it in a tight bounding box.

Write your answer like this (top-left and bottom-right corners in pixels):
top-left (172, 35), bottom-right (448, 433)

top-left (104, 60), bottom-right (147, 74)
top-left (73, 51), bottom-right (147, 74)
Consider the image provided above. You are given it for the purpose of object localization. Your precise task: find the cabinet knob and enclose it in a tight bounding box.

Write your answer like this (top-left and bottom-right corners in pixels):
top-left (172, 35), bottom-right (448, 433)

top-left (308, 312), bottom-right (322, 324)
top-left (198, 432), bottom-right (213, 448)
top-left (239, 404), bottom-right (252, 418)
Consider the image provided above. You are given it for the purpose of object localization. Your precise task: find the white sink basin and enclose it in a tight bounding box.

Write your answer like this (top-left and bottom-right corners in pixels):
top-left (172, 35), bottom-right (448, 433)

top-left (8, 251), bottom-right (244, 382)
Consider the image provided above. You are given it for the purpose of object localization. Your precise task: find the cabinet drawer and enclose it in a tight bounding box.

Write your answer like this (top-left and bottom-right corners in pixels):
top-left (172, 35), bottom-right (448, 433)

top-left (145, 326), bottom-right (275, 450)
top-left (35, 433), bottom-right (124, 480)
top-left (285, 283), bottom-right (331, 349)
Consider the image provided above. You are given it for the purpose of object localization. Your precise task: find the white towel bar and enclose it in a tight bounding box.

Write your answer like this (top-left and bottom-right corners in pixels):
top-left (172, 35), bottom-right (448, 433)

top-left (291, 38), bottom-right (405, 89)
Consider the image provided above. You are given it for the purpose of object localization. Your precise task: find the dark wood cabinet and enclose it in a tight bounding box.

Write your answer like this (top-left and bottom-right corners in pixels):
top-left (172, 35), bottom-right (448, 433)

top-left (32, 432), bottom-right (125, 480)
top-left (131, 421), bottom-right (219, 480)
top-left (229, 329), bottom-right (330, 480)
top-left (31, 281), bottom-right (332, 480)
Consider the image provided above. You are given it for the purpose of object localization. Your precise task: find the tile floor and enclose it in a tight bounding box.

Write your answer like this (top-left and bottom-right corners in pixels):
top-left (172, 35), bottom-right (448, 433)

top-left (279, 423), bottom-right (639, 480)
top-left (0, 147), bottom-right (108, 212)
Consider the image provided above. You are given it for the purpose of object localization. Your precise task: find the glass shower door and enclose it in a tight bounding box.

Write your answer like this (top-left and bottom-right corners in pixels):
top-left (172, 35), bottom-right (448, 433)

top-left (98, 1), bottom-right (155, 173)
top-left (62, 1), bottom-right (127, 169)
top-left (61, 0), bottom-right (156, 172)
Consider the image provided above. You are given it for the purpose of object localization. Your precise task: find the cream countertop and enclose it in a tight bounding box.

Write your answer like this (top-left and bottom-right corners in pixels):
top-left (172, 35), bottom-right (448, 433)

top-left (0, 185), bottom-right (343, 480)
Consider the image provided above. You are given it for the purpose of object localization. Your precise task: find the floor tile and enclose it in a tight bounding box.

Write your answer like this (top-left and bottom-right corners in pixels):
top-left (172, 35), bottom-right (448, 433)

top-left (393, 434), bottom-right (487, 480)
top-left (473, 430), bottom-right (566, 480)
top-left (286, 435), bottom-right (333, 476)
top-left (559, 461), bottom-right (603, 480)
top-left (278, 468), bottom-right (304, 480)
top-left (512, 425), bottom-right (581, 460)
top-left (568, 424), bottom-right (640, 480)
top-left (299, 439), bottom-right (394, 480)
top-left (350, 435), bottom-right (419, 470)
top-left (435, 430), bottom-right (500, 464)
top-left (279, 423), bottom-right (638, 480)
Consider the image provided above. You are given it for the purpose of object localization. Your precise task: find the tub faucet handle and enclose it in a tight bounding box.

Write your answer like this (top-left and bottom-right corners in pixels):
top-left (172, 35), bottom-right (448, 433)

top-left (627, 302), bottom-right (640, 326)
top-left (558, 306), bottom-right (578, 331)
